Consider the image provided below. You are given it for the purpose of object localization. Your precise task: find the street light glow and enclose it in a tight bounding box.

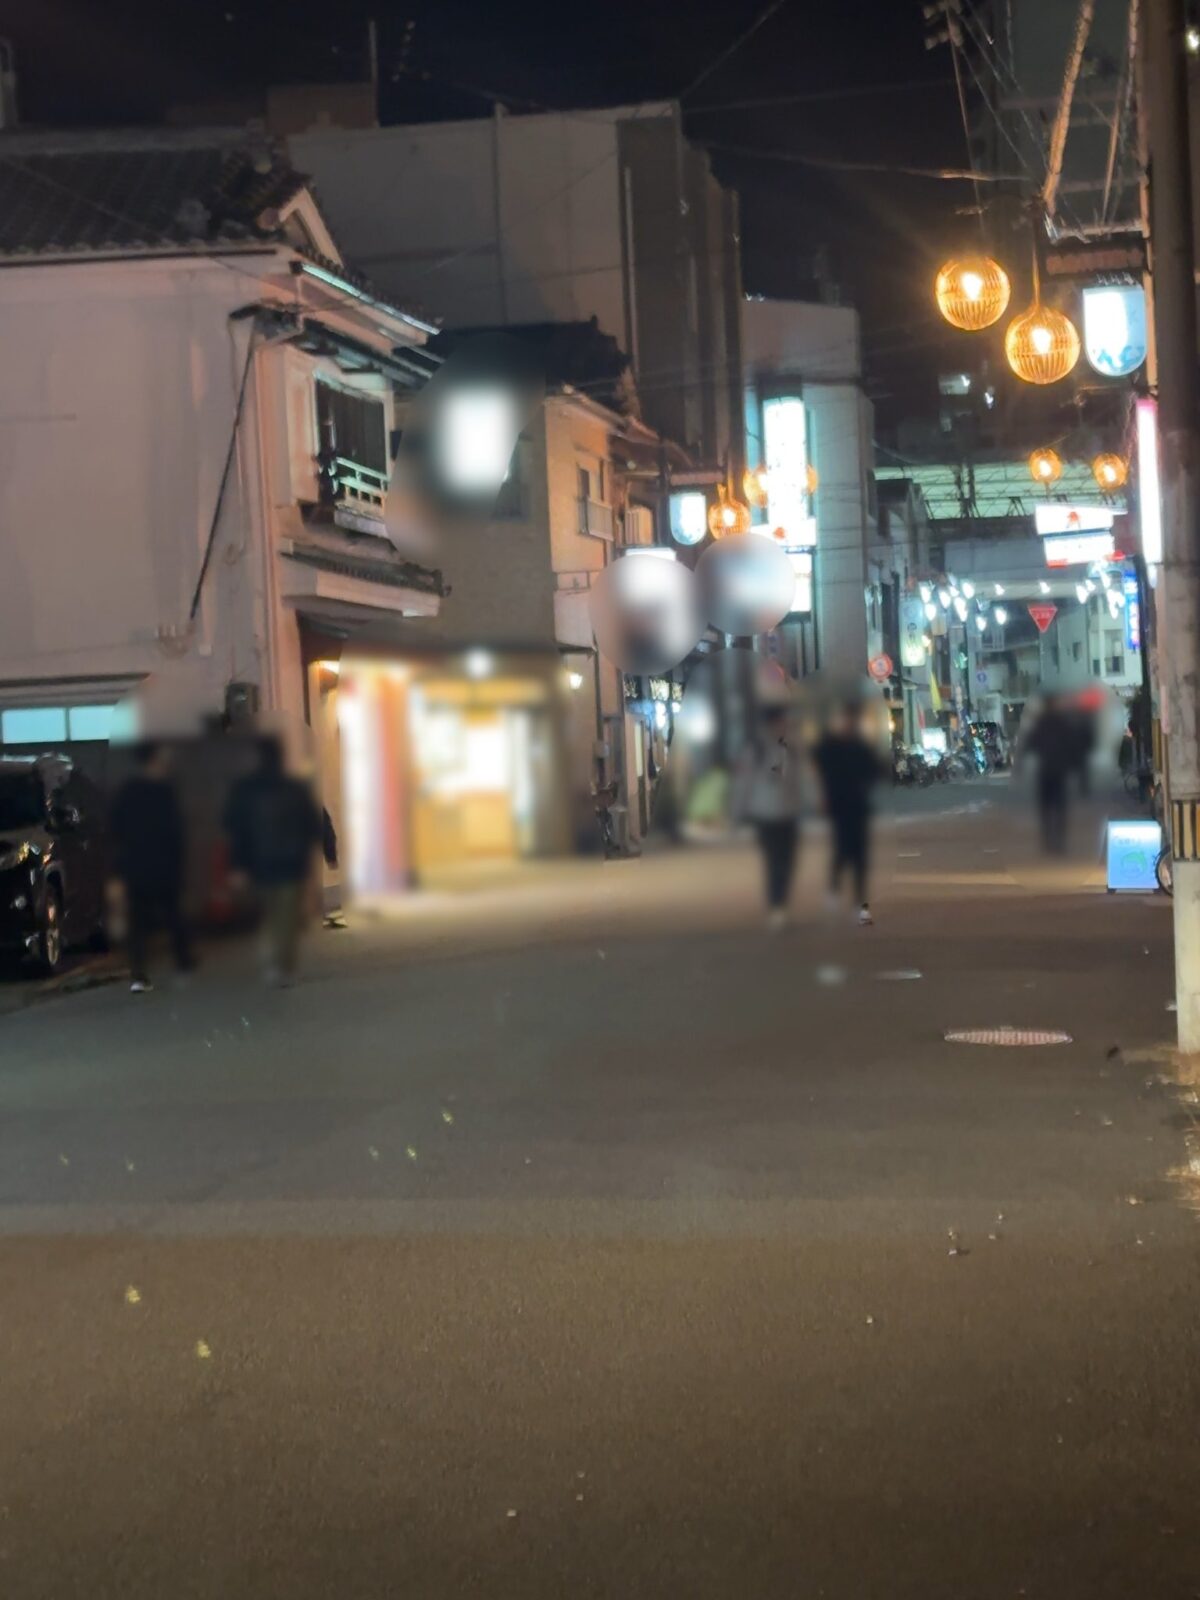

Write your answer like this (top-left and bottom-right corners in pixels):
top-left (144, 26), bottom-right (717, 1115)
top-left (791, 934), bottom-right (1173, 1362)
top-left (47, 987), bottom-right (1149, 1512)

top-left (994, 606), bottom-right (1008, 625)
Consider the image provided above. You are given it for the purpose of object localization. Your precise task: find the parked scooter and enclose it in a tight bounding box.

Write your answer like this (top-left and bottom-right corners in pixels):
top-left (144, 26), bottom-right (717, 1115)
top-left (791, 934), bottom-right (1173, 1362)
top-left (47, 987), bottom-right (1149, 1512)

top-left (892, 745), bottom-right (934, 787)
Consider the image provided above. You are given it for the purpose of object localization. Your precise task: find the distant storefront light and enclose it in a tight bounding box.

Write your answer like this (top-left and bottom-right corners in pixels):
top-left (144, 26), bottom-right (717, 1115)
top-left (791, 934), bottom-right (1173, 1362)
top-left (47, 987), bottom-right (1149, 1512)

top-left (1123, 572), bottom-right (1141, 652)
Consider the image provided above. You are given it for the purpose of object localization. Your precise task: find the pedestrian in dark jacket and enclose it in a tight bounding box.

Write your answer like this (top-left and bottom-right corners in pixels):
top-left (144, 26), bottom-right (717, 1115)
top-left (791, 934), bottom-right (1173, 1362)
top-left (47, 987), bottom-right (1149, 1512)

top-left (1022, 694), bottom-right (1075, 853)
top-left (813, 703), bottom-right (883, 925)
top-left (223, 737), bottom-right (322, 985)
top-left (110, 741), bottom-right (193, 992)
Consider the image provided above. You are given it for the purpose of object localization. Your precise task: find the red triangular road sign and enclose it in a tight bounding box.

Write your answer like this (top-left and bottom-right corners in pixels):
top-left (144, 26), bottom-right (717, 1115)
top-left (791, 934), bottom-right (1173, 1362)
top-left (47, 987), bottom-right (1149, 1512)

top-left (1027, 602), bottom-right (1058, 634)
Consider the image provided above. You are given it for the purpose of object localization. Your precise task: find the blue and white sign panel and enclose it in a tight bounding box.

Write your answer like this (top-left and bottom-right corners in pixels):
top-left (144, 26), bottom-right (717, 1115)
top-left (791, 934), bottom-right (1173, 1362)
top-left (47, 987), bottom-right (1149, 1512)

top-left (1082, 284), bottom-right (1148, 378)
top-left (1123, 571), bottom-right (1141, 652)
top-left (1106, 819), bottom-right (1162, 892)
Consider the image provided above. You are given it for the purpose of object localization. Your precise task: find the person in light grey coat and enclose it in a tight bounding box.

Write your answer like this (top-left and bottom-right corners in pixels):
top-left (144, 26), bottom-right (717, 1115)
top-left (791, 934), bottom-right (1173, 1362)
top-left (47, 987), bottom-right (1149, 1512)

top-left (733, 704), bottom-right (805, 928)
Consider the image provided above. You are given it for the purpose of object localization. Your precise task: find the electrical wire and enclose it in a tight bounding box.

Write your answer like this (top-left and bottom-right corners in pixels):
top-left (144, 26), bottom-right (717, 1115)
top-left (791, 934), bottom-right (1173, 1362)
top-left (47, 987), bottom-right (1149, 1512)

top-left (948, 24), bottom-right (985, 229)
top-left (695, 139), bottom-right (1021, 182)
top-left (677, 0), bottom-right (792, 102)
top-left (686, 77), bottom-right (956, 114)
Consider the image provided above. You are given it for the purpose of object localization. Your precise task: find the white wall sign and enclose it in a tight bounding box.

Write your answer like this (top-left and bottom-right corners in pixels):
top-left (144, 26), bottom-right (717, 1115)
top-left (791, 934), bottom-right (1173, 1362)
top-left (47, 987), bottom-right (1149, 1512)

top-left (1043, 531), bottom-right (1116, 566)
top-left (787, 549), bottom-right (814, 615)
top-left (899, 596), bottom-right (928, 668)
top-left (1034, 504), bottom-right (1115, 536)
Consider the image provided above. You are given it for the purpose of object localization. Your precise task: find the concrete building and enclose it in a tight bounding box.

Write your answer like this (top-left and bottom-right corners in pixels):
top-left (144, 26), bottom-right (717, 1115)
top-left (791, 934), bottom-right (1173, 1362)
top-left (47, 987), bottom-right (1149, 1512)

top-left (740, 298), bottom-right (876, 684)
top-left (338, 326), bottom-right (687, 877)
top-left (288, 103), bottom-right (745, 472)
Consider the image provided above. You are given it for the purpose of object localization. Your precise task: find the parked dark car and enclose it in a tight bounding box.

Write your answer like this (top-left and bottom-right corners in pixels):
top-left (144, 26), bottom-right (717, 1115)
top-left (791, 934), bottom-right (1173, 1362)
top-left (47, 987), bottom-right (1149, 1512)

top-left (0, 755), bottom-right (109, 973)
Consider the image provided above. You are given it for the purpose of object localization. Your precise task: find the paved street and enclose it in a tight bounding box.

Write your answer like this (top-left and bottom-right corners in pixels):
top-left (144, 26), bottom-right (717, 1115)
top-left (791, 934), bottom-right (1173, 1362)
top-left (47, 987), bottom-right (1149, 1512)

top-left (2, 782), bottom-right (1199, 1599)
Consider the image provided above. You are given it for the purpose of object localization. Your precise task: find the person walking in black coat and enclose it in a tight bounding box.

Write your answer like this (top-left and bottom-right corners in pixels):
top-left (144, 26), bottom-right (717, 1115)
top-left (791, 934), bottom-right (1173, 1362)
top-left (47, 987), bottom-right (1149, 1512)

top-left (110, 741), bottom-right (193, 992)
top-left (1022, 693), bottom-right (1075, 854)
top-left (813, 703), bottom-right (884, 925)
top-left (223, 737), bottom-right (322, 985)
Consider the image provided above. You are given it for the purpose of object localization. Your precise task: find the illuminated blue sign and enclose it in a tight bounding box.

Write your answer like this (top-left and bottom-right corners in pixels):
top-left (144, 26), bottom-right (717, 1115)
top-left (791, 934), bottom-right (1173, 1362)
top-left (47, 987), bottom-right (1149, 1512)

top-left (1123, 571), bottom-right (1141, 652)
top-left (1082, 285), bottom-right (1148, 378)
top-left (1107, 819), bottom-right (1162, 892)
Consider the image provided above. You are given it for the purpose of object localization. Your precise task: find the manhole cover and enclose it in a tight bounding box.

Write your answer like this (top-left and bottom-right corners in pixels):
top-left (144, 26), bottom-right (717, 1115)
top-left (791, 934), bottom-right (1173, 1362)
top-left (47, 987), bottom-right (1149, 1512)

top-left (944, 1027), bottom-right (1072, 1047)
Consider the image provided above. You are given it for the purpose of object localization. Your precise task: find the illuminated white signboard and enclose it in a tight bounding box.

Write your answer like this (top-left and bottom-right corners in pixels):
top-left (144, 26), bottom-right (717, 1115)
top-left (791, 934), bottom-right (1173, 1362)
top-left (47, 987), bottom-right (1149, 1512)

top-left (763, 397), bottom-right (813, 547)
top-left (1137, 397), bottom-right (1163, 565)
top-left (1082, 284), bottom-right (1148, 378)
top-left (1043, 531), bottom-right (1116, 566)
top-left (788, 549), bottom-right (814, 615)
top-left (1034, 504), bottom-right (1116, 536)
top-left (669, 491), bottom-right (707, 546)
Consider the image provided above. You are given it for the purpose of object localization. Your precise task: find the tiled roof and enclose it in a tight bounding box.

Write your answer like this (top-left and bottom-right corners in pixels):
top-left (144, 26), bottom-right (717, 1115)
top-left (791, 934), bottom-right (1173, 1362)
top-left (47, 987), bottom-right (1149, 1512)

top-left (0, 129), bottom-right (306, 259)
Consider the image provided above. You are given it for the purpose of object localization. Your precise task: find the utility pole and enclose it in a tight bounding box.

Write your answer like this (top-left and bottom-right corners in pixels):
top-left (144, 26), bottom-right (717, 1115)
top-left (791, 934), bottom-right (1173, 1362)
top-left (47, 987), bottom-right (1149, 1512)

top-left (1145, 0), bottom-right (1200, 1050)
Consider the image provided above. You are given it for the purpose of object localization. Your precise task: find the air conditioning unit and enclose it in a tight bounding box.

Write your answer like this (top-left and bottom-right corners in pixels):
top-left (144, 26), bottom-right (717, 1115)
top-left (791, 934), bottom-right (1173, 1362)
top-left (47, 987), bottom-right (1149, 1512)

top-left (624, 505), bottom-right (655, 545)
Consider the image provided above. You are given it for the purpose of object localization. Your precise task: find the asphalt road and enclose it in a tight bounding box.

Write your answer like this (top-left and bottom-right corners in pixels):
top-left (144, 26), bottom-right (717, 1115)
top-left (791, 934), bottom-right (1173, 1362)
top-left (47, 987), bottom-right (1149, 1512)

top-left (2, 781), bottom-right (1199, 1598)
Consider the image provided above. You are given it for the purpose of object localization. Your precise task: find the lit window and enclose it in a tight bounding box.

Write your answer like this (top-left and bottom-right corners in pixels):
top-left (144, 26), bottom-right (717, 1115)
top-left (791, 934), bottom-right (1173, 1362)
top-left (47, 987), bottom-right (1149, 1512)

top-left (2, 706), bottom-right (67, 744)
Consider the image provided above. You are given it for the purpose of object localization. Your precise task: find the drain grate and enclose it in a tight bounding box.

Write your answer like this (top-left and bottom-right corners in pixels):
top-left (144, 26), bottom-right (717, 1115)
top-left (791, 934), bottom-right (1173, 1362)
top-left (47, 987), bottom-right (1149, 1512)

top-left (944, 1026), bottom-right (1072, 1047)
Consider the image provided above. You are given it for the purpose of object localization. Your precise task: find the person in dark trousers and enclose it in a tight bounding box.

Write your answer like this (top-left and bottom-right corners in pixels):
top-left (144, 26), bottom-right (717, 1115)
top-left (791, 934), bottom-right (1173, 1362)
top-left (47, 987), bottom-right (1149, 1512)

top-left (109, 741), bottom-right (192, 993)
top-left (813, 704), bottom-right (883, 926)
top-left (733, 703), bottom-right (804, 930)
top-left (1022, 693), bottom-right (1075, 854)
top-left (224, 737), bottom-right (322, 985)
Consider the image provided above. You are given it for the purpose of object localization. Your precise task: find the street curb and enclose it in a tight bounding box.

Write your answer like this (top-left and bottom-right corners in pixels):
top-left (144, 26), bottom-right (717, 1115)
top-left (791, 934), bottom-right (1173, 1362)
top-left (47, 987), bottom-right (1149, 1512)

top-left (0, 961), bottom-right (124, 1017)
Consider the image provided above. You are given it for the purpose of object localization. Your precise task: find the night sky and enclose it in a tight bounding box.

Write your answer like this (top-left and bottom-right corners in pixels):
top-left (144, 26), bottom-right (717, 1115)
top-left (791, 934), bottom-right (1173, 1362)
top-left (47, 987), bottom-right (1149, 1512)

top-left (0, 0), bottom-right (969, 418)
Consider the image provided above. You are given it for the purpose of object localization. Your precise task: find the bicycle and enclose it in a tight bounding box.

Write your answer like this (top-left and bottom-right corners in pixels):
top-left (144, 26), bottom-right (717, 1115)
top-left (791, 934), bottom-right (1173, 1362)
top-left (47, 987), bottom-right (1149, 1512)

top-left (1149, 779), bottom-right (1173, 895)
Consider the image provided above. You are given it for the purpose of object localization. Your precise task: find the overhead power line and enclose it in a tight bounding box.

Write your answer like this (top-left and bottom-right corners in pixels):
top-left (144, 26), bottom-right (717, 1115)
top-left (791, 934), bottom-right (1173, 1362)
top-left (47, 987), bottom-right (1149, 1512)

top-left (698, 139), bottom-right (1022, 182)
top-left (686, 77), bottom-right (955, 114)
top-left (678, 0), bottom-right (792, 101)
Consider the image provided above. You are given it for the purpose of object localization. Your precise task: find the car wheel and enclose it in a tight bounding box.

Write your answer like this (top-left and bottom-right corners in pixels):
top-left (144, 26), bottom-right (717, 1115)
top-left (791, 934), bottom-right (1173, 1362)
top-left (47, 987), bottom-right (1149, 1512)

top-left (35, 886), bottom-right (64, 975)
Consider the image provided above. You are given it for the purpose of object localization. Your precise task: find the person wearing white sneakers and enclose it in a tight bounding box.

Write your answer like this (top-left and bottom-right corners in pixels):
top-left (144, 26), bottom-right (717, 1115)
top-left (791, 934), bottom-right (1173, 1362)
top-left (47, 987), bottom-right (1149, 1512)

top-left (813, 702), bottom-right (883, 927)
top-left (732, 701), bottom-right (804, 930)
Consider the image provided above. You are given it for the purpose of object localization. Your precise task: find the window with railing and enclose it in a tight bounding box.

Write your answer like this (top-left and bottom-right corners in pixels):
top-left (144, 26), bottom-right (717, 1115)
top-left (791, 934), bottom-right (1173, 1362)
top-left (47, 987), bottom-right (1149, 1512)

top-left (315, 379), bottom-right (389, 510)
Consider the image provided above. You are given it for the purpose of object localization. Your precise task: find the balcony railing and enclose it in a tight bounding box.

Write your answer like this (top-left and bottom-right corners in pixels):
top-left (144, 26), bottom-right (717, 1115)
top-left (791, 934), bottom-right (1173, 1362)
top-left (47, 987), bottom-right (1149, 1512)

top-left (578, 497), bottom-right (614, 539)
top-left (319, 454), bottom-right (389, 512)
